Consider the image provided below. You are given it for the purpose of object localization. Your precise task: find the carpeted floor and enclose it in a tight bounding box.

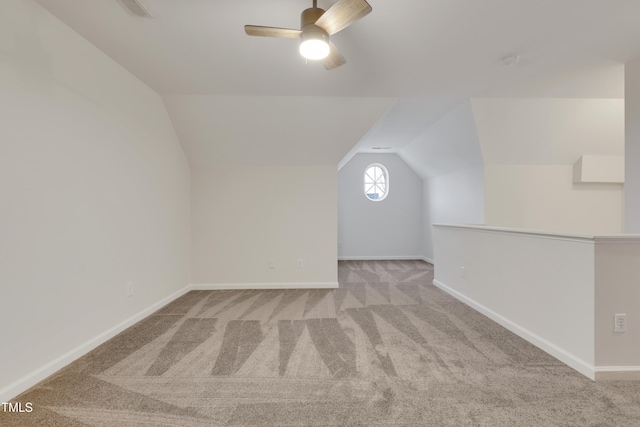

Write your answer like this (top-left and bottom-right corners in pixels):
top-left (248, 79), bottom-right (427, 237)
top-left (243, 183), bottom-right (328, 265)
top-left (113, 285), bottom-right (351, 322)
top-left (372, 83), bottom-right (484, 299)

top-left (3, 260), bottom-right (640, 426)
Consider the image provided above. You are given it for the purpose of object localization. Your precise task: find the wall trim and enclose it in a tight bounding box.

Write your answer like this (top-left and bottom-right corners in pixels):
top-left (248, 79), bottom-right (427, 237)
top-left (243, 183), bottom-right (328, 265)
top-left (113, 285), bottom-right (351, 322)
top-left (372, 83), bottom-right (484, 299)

top-left (0, 285), bottom-right (192, 403)
top-left (594, 236), bottom-right (640, 244)
top-left (338, 256), bottom-right (426, 261)
top-left (432, 279), bottom-right (596, 380)
top-left (432, 223), bottom-right (596, 244)
top-left (190, 282), bottom-right (339, 290)
top-left (594, 366), bottom-right (640, 381)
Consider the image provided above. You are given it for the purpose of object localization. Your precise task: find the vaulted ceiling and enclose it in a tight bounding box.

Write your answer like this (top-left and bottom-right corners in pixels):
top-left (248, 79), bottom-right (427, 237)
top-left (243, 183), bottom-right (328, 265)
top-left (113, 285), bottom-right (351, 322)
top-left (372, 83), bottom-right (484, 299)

top-left (35, 0), bottom-right (640, 169)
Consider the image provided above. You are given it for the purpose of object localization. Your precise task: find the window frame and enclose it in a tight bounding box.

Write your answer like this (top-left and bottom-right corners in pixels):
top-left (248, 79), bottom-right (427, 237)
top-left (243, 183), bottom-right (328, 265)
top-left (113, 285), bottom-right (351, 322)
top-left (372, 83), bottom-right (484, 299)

top-left (363, 163), bottom-right (389, 202)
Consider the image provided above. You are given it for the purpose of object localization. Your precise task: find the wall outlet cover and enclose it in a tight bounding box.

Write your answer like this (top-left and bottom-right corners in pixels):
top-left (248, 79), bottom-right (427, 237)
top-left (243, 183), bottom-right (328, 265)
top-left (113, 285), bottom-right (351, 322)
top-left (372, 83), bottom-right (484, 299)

top-left (614, 313), bottom-right (627, 333)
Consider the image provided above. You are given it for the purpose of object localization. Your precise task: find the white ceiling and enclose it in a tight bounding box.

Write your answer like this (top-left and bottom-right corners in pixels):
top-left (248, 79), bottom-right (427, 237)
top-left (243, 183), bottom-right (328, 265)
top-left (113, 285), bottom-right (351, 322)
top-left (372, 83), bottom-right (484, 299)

top-left (35, 0), bottom-right (640, 168)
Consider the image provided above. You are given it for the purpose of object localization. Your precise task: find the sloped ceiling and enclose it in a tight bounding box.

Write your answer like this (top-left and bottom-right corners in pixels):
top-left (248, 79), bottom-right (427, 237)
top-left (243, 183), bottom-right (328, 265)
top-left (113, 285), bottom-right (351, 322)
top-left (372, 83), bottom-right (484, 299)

top-left (398, 100), bottom-right (483, 179)
top-left (472, 98), bottom-right (625, 165)
top-left (396, 97), bottom-right (625, 180)
top-left (163, 95), bottom-right (396, 168)
top-left (33, 0), bottom-right (640, 171)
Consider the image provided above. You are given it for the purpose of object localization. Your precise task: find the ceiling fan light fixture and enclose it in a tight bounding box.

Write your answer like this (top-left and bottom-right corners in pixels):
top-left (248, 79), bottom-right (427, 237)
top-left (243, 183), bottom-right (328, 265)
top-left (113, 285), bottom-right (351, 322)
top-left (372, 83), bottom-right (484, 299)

top-left (299, 27), bottom-right (330, 60)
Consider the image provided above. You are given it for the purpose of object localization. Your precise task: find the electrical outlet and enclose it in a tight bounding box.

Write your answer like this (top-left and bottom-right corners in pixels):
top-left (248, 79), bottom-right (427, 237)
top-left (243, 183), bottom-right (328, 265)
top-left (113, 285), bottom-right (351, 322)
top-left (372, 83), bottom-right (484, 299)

top-left (614, 314), bottom-right (627, 333)
top-left (127, 282), bottom-right (134, 297)
top-left (460, 266), bottom-right (466, 278)
top-left (297, 259), bottom-right (304, 269)
top-left (268, 260), bottom-right (275, 269)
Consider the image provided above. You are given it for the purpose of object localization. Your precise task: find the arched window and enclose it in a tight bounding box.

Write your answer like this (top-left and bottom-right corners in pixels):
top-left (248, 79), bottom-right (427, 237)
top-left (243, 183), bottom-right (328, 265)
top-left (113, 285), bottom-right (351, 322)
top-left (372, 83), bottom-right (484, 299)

top-left (364, 163), bottom-right (389, 201)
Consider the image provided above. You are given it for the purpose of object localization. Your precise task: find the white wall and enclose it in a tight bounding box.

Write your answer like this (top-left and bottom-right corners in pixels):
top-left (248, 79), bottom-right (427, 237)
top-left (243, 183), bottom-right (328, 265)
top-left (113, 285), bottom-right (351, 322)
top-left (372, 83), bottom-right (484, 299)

top-left (433, 225), bottom-right (596, 377)
top-left (164, 95), bottom-right (396, 288)
top-left (338, 154), bottom-right (422, 260)
top-left (433, 225), bottom-right (640, 380)
top-left (626, 58), bottom-right (640, 233)
top-left (485, 165), bottom-right (623, 234)
top-left (0, 0), bottom-right (190, 400)
top-left (423, 167), bottom-right (485, 260)
top-left (472, 98), bottom-right (625, 234)
top-left (594, 239), bottom-right (640, 371)
top-left (192, 166), bottom-right (337, 286)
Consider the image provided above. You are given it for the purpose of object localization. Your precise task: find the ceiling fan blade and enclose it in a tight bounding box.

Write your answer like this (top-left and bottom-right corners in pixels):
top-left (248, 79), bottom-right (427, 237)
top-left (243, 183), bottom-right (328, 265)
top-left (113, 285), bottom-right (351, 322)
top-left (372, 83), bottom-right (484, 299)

top-left (323, 42), bottom-right (346, 70)
top-left (314, 0), bottom-right (372, 35)
top-left (244, 25), bottom-right (302, 39)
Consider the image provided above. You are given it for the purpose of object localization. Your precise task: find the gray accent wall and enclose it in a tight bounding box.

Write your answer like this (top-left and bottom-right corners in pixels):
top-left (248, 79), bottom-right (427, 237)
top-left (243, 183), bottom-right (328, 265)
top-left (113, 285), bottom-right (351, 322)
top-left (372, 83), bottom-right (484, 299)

top-left (398, 101), bottom-right (485, 262)
top-left (338, 154), bottom-right (423, 259)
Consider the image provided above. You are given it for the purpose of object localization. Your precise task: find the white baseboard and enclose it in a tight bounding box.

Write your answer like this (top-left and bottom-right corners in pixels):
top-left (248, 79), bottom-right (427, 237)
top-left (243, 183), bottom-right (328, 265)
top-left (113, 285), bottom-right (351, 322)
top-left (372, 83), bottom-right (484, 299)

top-left (191, 282), bottom-right (339, 290)
top-left (594, 366), bottom-right (640, 381)
top-left (420, 256), bottom-right (434, 264)
top-left (0, 285), bottom-right (191, 403)
top-left (338, 256), bottom-right (426, 261)
top-left (432, 279), bottom-right (596, 380)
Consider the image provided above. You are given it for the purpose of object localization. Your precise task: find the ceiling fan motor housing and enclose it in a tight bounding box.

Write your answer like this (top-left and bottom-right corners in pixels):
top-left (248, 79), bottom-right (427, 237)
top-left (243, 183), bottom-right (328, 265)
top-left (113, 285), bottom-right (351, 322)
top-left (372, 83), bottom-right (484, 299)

top-left (300, 7), bottom-right (328, 40)
top-left (301, 7), bottom-right (325, 28)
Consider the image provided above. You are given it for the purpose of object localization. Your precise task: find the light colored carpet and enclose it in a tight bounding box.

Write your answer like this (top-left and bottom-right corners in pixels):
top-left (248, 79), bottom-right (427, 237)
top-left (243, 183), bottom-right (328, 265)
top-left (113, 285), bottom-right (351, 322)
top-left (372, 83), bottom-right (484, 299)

top-left (3, 260), bottom-right (640, 426)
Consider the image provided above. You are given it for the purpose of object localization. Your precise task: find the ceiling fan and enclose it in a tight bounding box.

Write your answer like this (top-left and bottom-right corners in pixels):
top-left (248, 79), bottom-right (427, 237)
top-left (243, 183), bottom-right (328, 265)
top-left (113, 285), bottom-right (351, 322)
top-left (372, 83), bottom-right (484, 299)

top-left (244, 0), bottom-right (372, 70)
